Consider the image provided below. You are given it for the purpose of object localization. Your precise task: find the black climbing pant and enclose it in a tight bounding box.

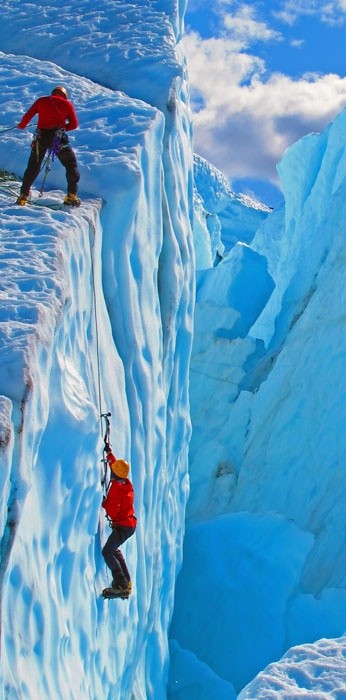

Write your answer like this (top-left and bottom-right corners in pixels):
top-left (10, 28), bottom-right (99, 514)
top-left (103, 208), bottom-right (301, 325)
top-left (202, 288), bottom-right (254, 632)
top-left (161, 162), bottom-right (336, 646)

top-left (20, 128), bottom-right (80, 196)
top-left (102, 524), bottom-right (136, 587)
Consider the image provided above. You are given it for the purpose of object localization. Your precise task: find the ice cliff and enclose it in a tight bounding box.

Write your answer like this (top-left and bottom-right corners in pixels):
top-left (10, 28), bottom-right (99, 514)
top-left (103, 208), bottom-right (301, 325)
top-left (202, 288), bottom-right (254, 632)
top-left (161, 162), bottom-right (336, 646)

top-left (0, 1), bottom-right (194, 698)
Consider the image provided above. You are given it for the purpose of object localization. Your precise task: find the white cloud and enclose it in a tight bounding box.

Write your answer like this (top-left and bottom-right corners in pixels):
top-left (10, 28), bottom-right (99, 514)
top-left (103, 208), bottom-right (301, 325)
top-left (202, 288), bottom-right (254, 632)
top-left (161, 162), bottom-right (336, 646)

top-left (223, 4), bottom-right (282, 45)
top-left (184, 31), bottom-right (346, 184)
top-left (273, 8), bottom-right (298, 26)
top-left (290, 38), bottom-right (305, 48)
top-left (274, 0), bottom-right (346, 25)
top-left (184, 31), bottom-right (265, 95)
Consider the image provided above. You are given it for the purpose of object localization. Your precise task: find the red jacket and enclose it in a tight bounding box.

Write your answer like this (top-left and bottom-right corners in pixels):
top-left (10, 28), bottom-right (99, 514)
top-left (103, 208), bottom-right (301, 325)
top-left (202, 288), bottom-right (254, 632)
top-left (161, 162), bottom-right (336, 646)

top-left (18, 95), bottom-right (78, 131)
top-left (102, 479), bottom-right (136, 528)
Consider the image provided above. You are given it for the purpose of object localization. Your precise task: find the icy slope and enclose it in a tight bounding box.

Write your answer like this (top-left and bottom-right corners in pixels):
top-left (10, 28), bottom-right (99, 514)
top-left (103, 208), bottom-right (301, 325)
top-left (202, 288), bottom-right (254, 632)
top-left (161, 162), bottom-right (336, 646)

top-left (0, 0), bottom-right (187, 113)
top-left (0, 0), bottom-right (194, 697)
top-left (170, 110), bottom-right (346, 695)
top-left (238, 637), bottom-right (346, 700)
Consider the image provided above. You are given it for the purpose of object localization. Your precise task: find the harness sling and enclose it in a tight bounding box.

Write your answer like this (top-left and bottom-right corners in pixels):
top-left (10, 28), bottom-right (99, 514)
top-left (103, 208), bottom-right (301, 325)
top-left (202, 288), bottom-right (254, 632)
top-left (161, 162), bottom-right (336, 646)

top-left (38, 130), bottom-right (64, 196)
top-left (101, 412), bottom-right (112, 490)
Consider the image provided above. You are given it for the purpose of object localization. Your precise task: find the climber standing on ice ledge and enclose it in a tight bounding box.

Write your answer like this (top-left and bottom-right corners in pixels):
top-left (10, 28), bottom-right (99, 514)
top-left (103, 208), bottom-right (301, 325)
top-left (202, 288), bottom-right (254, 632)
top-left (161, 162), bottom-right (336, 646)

top-left (16, 85), bottom-right (81, 207)
top-left (101, 443), bottom-right (136, 600)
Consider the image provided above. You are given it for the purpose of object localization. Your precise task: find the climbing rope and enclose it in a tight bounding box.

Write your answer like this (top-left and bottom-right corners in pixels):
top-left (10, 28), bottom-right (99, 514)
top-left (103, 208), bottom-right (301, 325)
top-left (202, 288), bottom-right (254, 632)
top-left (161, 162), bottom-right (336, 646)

top-left (89, 237), bottom-right (103, 424)
top-left (0, 126), bottom-right (17, 135)
top-left (0, 181), bottom-right (19, 198)
top-left (39, 151), bottom-right (53, 196)
top-left (89, 228), bottom-right (112, 491)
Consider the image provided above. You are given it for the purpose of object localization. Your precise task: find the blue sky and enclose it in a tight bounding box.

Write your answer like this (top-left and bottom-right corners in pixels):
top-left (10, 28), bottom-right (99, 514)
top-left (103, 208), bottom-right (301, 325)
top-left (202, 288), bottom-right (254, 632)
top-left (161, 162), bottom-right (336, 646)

top-left (184, 0), bottom-right (346, 206)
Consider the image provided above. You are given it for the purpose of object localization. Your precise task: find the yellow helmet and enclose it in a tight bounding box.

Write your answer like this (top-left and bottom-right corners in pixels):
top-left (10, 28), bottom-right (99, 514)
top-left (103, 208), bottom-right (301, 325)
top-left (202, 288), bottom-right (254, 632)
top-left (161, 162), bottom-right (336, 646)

top-left (111, 459), bottom-right (130, 479)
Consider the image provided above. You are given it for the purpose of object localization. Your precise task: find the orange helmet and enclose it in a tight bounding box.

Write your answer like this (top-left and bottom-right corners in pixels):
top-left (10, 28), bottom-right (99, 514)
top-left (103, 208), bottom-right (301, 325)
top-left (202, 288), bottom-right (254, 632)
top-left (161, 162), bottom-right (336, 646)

top-left (111, 459), bottom-right (130, 479)
top-left (51, 86), bottom-right (68, 99)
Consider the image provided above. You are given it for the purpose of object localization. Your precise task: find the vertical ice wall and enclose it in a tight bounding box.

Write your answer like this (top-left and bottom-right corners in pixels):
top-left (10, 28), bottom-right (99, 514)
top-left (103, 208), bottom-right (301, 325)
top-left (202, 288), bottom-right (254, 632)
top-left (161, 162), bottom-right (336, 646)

top-left (231, 109), bottom-right (346, 595)
top-left (171, 108), bottom-right (346, 694)
top-left (0, 199), bottom-right (127, 699)
top-left (0, 1), bottom-right (194, 698)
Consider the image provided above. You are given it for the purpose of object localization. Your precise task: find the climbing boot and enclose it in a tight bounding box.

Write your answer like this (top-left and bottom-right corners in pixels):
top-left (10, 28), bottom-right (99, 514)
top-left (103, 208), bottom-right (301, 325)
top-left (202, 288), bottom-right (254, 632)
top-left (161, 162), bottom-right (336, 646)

top-left (16, 194), bottom-right (28, 206)
top-left (110, 580), bottom-right (132, 598)
top-left (63, 193), bottom-right (81, 207)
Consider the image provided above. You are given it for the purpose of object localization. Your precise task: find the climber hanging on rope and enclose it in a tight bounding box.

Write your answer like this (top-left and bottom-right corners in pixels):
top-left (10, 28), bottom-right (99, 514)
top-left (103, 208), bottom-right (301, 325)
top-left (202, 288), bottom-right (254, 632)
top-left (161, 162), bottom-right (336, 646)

top-left (101, 431), bottom-right (137, 600)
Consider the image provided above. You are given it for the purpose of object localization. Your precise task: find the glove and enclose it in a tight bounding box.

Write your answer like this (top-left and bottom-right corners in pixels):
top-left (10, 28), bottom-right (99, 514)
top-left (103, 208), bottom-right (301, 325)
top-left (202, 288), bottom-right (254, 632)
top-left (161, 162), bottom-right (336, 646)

top-left (104, 442), bottom-right (111, 453)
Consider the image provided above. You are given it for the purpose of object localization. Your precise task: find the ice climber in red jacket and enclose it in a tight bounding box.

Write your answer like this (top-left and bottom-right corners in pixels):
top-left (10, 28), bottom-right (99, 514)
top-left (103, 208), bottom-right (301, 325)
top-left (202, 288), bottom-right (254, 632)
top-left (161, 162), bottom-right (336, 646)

top-left (102, 444), bottom-right (136, 597)
top-left (16, 86), bottom-right (80, 207)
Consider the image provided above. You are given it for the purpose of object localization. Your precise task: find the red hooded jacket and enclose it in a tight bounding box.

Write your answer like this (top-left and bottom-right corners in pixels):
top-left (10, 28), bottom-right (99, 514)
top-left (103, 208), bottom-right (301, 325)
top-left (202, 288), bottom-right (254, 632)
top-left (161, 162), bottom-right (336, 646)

top-left (18, 95), bottom-right (78, 131)
top-left (102, 452), bottom-right (136, 528)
